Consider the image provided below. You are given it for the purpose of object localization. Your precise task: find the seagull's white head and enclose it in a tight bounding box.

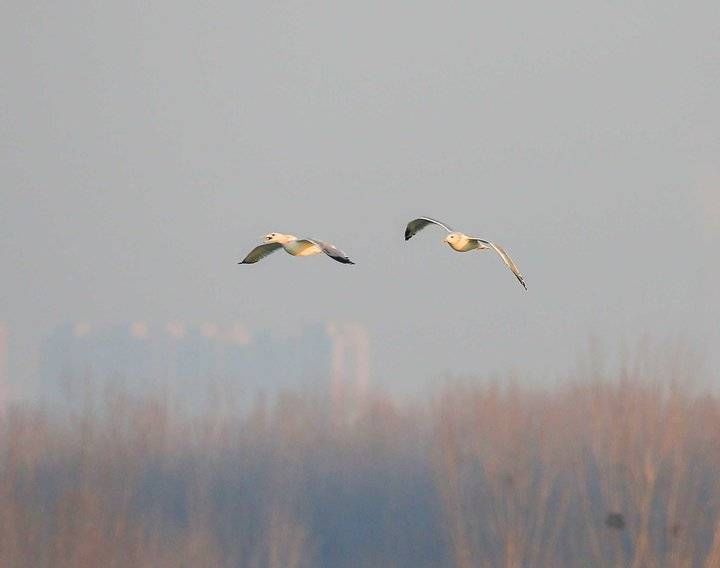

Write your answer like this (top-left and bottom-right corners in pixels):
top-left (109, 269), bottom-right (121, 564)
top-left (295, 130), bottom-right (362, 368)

top-left (264, 232), bottom-right (283, 243)
top-left (444, 232), bottom-right (461, 245)
top-left (263, 232), bottom-right (295, 244)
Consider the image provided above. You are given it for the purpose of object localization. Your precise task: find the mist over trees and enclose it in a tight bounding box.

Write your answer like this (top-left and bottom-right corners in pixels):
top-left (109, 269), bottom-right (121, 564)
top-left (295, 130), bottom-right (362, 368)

top-left (2, 360), bottom-right (719, 567)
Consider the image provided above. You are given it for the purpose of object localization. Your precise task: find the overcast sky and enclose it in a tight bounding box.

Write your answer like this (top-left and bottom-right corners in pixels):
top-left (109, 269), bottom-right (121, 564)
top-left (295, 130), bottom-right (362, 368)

top-left (2, 1), bottom-right (719, 393)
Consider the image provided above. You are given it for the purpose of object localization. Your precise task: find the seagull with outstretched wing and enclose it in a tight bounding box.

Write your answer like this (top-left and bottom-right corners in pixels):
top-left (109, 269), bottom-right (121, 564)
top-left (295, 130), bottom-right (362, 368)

top-left (239, 232), bottom-right (355, 265)
top-left (404, 217), bottom-right (527, 290)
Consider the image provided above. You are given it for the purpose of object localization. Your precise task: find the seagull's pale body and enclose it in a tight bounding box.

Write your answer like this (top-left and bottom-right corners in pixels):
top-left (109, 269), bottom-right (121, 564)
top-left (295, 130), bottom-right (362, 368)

top-left (445, 232), bottom-right (485, 253)
top-left (281, 236), bottom-right (323, 257)
top-left (239, 232), bottom-right (354, 265)
top-left (405, 217), bottom-right (527, 290)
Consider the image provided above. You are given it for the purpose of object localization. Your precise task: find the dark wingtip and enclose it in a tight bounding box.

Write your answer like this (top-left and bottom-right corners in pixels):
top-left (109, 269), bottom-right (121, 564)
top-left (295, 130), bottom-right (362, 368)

top-left (330, 255), bottom-right (355, 264)
top-left (404, 231), bottom-right (412, 241)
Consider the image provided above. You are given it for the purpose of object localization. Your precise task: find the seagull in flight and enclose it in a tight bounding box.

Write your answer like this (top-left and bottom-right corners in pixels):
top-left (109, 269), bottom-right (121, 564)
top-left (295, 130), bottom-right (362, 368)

top-left (239, 232), bottom-right (355, 265)
top-left (405, 217), bottom-right (527, 290)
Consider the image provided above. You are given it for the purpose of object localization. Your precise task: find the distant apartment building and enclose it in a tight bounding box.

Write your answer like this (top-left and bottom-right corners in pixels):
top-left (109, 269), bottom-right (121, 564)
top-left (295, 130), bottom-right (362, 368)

top-left (39, 321), bottom-right (370, 402)
top-left (0, 323), bottom-right (7, 411)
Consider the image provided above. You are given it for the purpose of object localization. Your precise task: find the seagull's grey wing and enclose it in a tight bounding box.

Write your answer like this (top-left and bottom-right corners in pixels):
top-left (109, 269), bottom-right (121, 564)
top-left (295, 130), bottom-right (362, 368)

top-left (404, 217), bottom-right (453, 241)
top-left (308, 239), bottom-right (355, 264)
top-left (238, 242), bottom-right (283, 264)
top-left (475, 239), bottom-right (527, 290)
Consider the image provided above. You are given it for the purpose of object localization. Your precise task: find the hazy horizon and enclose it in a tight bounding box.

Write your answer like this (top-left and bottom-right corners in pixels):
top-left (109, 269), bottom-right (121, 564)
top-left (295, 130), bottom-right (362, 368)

top-left (2, 1), bottom-right (719, 395)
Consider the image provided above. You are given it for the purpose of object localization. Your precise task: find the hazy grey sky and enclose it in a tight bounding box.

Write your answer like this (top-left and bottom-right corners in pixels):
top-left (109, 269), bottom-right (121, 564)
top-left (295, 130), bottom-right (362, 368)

top-left (2, 1), bottom-right (719, 392)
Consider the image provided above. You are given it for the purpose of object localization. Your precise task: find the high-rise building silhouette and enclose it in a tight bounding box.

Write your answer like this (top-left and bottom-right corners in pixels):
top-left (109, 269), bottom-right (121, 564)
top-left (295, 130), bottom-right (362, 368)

top-left (0, 323), bottom-right (7, 411)
top-left (328, 322), bottom-right (370, 405)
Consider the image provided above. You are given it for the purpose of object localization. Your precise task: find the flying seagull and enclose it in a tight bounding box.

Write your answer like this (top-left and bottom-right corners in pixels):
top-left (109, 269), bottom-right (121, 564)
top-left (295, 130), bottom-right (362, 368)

top-left (405, 217), bottom-right (527, 290)
top-left (239, 233), bottom-right (355, 265)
